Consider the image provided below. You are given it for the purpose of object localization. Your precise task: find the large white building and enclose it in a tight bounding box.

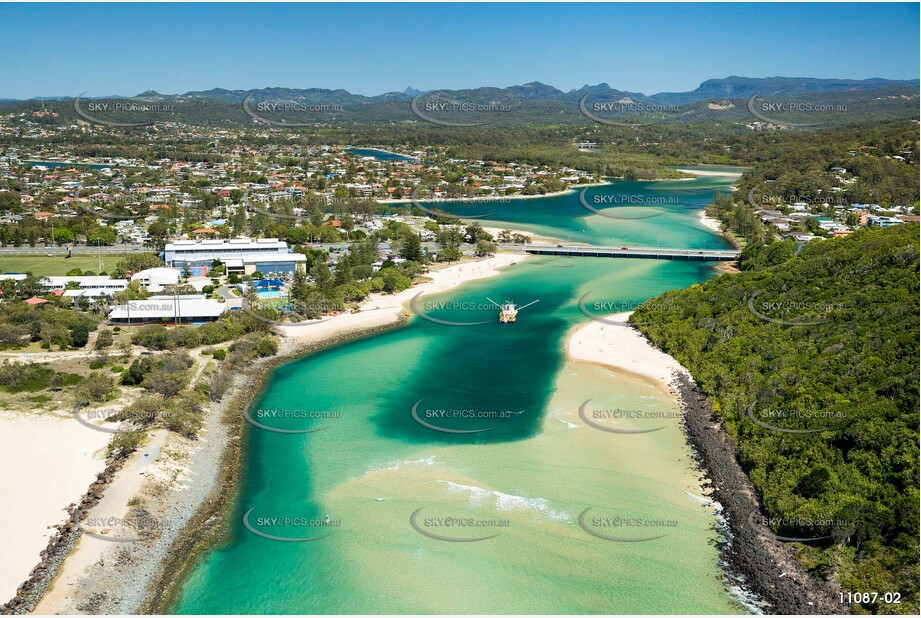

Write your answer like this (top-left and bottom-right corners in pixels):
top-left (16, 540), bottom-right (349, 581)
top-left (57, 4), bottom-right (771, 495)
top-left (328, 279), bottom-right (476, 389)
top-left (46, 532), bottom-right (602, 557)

top-left (108, 295), bottom-right (226, 324)
top-left (163, 238), bottom-right (306, 276)
top-left (42, 276), bottom-right (128, 293)
top-left (130, 267), bottom-right (181, 292)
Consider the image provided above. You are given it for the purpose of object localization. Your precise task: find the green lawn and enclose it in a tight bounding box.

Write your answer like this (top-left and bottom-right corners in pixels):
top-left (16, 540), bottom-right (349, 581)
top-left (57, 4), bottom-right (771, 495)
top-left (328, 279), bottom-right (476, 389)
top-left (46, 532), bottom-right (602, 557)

top-left (0, 253), bottom-right (151, 277)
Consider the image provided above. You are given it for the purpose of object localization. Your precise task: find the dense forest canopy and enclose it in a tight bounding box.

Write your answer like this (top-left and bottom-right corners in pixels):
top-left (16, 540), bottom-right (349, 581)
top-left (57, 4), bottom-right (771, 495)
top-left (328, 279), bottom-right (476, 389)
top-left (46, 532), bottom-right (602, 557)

top-left (633, 225), bottom-right (920, 614)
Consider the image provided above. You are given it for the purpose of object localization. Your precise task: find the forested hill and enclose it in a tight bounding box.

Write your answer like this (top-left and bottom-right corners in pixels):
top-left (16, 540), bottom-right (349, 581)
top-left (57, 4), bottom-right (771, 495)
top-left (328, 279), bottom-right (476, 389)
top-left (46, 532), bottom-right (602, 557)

top-left (633, 224), bottom-right (920, 614)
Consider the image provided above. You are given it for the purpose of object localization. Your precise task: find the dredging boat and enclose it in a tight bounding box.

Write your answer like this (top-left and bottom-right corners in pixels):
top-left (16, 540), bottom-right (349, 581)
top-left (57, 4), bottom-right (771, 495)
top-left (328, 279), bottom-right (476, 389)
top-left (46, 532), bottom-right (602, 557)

top-left (488, 298), bottom-right (539, 323)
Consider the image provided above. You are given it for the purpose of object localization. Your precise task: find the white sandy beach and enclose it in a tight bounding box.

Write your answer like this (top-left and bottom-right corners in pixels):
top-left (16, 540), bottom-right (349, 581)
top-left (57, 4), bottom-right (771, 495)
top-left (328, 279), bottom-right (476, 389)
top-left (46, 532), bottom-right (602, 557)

top-left (567, 311), bottom-right (690, 393)
top-left (674, 168), bottom-right (744, 178)
top-left (0, 412), bottom-right (110, 603)
top-left (375, 180), bottom-right (608, 205)
top-left (698, 210), bottom-right (724, 233)
top-left (277, 252), bottom-right (526, 354)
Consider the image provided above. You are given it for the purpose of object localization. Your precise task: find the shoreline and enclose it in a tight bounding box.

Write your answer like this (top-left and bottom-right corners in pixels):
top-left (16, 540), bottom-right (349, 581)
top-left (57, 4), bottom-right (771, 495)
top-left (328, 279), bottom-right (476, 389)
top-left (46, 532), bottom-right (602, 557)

top-left (674, 167), bottom-right (745, 178)
top-left (375, 180), bottom-right (609, 205)
top-left (144, 253), bottom-right (530, 612)
top-left (25, 252), bottom-right (530, 615)
top-left (14, 170), bottom-right (750, 614)
top-left (698, 210), bottom-right (742, 273)
top-left (0, 412), bottom-right (112, 613)
top-left (344, 146), bottom-right (419, 161)
top-left (141, 318), bottom-right (412, 614)
top-left (567, 311), bottom-right (844, 614)
top-left (276, 251), bottom-right (527, 355)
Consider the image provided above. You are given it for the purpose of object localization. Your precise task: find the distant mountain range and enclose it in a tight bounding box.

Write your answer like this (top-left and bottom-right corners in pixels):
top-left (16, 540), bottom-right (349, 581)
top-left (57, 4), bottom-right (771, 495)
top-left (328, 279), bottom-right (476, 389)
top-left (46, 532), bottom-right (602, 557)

top-left (11, 76), bottom-right (920, 104)
top-left (4, 76), bottom-right (916, 128)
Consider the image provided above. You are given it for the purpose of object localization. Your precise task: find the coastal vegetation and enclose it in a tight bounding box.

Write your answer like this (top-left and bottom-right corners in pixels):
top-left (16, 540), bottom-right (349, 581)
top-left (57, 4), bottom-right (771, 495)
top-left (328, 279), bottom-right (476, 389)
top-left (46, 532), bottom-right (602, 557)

top-left (706, 121), bottom-right (919, 251)
top-left (633, 225), bottom-right (920, 614)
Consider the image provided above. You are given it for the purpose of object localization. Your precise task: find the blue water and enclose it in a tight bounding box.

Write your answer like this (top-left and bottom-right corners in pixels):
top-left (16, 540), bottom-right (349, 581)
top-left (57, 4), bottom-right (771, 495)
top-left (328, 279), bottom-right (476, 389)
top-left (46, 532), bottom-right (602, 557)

top-left (24, 160), bottom-right (118, 170)
top-left (172, 170), bottom-right (749, 615)
top-left (345, 148), bottom-right (417, 161)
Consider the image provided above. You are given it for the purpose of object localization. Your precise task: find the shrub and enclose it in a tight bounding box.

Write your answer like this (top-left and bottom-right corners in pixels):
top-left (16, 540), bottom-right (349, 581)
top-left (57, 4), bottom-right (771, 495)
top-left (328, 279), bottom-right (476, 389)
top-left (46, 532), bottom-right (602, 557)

top-left (107, 431), bottom-right (144, 459)
top-left (70, 322), bottom-right (91, 348)
top-left (118, 396), bottom-right (164, 427)
top-left (161, 391), bottom-right (205, 438)
top-left (77, 371), bottom-right (115, 403)
top-left (94, 329), bottom-right (114, 350)
top-left (209, 369), bottom-right (232, 402)
top-left (256, 338), bottom-right (278, 357)
top-left (212, 348), bottom-right (226, 361)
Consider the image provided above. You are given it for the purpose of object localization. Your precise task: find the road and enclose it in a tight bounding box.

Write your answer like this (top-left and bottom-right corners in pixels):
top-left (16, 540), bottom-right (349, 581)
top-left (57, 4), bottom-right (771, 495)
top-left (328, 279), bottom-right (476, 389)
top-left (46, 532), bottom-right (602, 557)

top-left (0, 244), bottom-right (151, 256)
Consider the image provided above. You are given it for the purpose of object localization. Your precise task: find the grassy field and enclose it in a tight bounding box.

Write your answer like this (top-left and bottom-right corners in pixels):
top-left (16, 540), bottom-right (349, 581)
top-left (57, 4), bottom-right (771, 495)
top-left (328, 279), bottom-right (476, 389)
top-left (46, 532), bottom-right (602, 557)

top-left (0, 253), bottom-right (152, 276)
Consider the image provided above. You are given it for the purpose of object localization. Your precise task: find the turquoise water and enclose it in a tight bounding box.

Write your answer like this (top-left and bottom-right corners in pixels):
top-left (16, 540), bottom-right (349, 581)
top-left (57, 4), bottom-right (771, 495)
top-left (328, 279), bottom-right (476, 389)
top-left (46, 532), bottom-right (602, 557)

top-left (345, 148), bottom-right (417, 161)
top-left (24, 160), bottom-right (115, 170)
top-left (418, 175), bottom-right (737, 248)
top-left (173, 170), bottom-right (746, 614)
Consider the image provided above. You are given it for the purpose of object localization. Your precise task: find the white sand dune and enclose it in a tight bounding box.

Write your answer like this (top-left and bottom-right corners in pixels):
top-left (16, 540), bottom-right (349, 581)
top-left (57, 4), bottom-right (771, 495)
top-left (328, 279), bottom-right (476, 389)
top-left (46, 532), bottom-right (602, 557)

top-left (0, 412), bottom-right (110, 603)
top-left (567, 311), bottom-right (690, 392)
top-left (278, 252), bottom-right (527, 354)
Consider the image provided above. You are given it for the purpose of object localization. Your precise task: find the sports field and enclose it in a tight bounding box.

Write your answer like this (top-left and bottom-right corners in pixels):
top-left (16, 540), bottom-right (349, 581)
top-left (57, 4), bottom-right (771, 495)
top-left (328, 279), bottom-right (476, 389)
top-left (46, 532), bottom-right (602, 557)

top-left (0, 253), bottom-right (151, 277)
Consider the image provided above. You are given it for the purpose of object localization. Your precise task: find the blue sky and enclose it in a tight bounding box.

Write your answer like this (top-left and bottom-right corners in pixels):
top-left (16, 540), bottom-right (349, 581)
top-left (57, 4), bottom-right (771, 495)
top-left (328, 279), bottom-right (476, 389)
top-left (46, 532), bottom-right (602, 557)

top-left (0, 2), bottom-right (918, 98)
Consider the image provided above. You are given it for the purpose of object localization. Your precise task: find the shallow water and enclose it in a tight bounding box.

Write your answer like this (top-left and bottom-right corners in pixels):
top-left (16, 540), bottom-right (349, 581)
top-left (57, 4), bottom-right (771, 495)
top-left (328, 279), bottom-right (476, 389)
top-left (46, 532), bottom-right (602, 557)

top-left (173, 171), bottom-right (747, 614)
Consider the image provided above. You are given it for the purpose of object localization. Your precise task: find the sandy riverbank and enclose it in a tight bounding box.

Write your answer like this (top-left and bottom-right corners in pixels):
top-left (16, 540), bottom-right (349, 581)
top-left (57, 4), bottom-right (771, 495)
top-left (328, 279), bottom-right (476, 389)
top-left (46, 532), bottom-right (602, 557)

top-left (481, 226), bottom-right (567, 246)
top-left (25, 252), bottom-right (529, 614)
top-left (566, 311), bottom-right (843, 614)
top-left (276, 252), bottom-right (527, 355)
top-left (698, 210), bottom-right (742, 270)
top-left (567, 311), bottom-right (689, 394)
top-left (698, 209), bottom-right (724, 234)
top-left (0, 412), bottom-right (111, 605)
top-left (29, 371), bottom-right (244, 615)
top-left (375, 180), bottom-right (608, 205)
top-left (675, 168), bottom-right (744, 178)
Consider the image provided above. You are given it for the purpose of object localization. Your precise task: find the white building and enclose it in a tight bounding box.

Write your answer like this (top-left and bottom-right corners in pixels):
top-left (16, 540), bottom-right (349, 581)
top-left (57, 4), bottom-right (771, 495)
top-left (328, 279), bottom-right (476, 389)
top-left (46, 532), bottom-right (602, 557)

top-left (163, 238), bottom-right (307, 276)
top-left (42, 276), bottom-right (128, 293)
top-left (108, 295), bottom-right (226, 324)
top-left (131, 267), bottom-right (181, 292)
